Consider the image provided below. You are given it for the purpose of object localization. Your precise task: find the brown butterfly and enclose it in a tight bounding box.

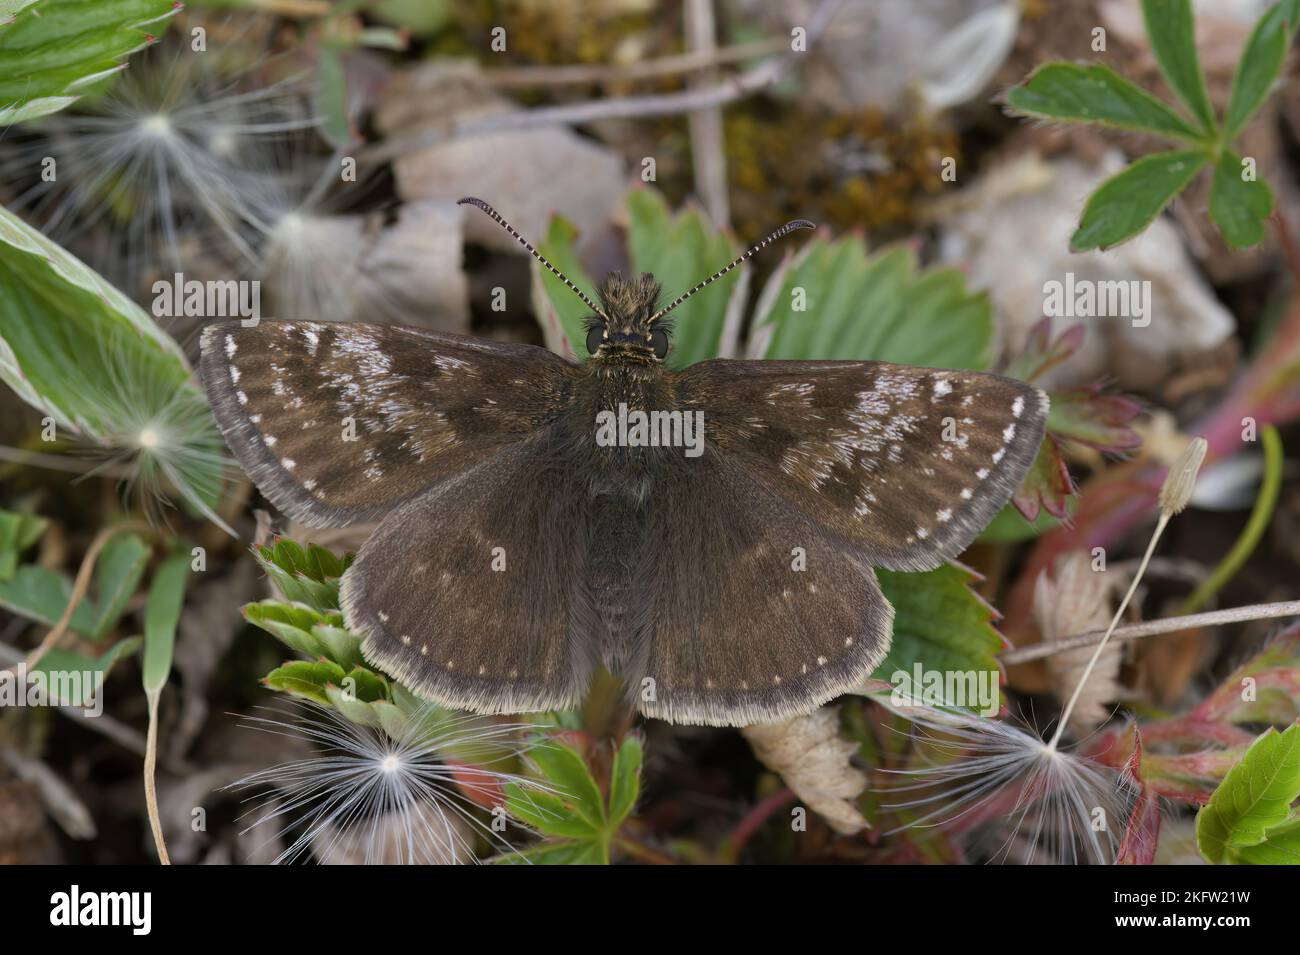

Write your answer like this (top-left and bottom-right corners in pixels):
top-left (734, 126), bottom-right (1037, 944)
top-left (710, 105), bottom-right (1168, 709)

top-left (200, 198), bottom-right (1047, 726)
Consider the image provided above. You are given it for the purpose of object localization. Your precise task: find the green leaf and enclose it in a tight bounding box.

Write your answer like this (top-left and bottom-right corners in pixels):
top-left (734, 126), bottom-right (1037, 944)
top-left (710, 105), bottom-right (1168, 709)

top-left (504, 784), bottom-right (600, 839)
top-left (88, 532), bottom-right (149, 637)
top-left (532, 215), bottom-right (600, 362)
top-left (1223, 6), bottom-right (1288, 140)
top-left (263, 658), bottom-right (347, 704)
top-left (624, 189), bottom-right (743, 368)
top-left (0, 205), bottom-right (227, 524)
top-left (757, 239), bottom-right (991, 370)
top-left (1141, 0), bottom-right (1216, 135)
top-left (1005, 62), bottom-right (1206, 142)
top-left (1070, 149), bottom-right (1207, 251)
top-left (316, 43), bottom-right (354, 149)
top-left (528, 742), bottom-right (605, 830)
top-left (608, 735), bottom-right (643, 825)
top-left (873, 564), bottom-right (1003, 690)
top-left (0, 508), bottom-right (47, 580)
top-left (977, 501), bottom-right (1066, 543)
top-left (0, 564), bottom-right (99, 634)
top-left (30, 635), bottom-right (141, 706)
top-left (254, 540), bottom-right (351, 610)
top-left (0, 0), bottom-right (178, 125)
top-left (1209, 150), bottom-right (1274, 249)
top-left (1196, 722), bottom-right (1300, 864)
top-left (141, 552), bottom-right (189, 697)
top-left (1230, 812), bottom-right (1300, 864)
top-left (493, 839), bottom-right (607, 865)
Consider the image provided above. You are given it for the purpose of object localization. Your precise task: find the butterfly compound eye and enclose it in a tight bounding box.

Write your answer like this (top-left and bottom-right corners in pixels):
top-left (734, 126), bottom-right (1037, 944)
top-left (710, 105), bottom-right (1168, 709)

top-left (585, 326), bottom-right (604, 356)
top-left (651, 326), bottom-right (669, 360)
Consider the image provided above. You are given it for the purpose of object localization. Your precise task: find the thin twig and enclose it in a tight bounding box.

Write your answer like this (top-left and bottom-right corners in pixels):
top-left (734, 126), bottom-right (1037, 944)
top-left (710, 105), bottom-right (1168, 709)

top-left (1000, 600), bottom-right (1300, 665)
top-left (361, 0), bottom-right (844, 165)
top-left (485, 37), bottom-right (787, 87)
top-left (685, 0), bottom-right (730, 226)
top-left (0, 521), bottom-right (151, 678)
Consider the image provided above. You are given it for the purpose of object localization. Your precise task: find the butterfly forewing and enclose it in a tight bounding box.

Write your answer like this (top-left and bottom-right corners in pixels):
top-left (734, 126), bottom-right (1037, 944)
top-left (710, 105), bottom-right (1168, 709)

top-left (199, 320), bottom-right (579, 526)
top-left (671, 359), bottom-right (1049, 572)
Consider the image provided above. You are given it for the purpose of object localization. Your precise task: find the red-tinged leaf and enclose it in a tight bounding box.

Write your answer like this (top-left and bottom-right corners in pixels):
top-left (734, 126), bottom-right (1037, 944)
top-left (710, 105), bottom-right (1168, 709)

top-left (1189, 623), bottom-right (1300, 726)
top-left (1003, 318), bottom-right (1086, 383)
top-left (449, 759), bottom-right (507, 810)
top-left (1012, 436), bottom-right (1074, 520)
top-left (1116, 733), bottom-right (1161, 865)
top-left (1049, 386), bottom-right (1143, 453)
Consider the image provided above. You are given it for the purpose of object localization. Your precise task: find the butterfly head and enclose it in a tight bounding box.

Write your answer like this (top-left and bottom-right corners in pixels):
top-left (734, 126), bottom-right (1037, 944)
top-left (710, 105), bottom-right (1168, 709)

top-left (457, 196), bottom-right (815, 366)
top-left (586, 272), bottom-right (669, 362)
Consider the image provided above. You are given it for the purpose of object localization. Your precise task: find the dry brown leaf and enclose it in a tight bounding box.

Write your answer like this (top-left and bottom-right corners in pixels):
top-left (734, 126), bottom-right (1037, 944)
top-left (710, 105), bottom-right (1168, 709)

top-left (742, 706), bottom-right (867, 835)
top-left (1034, 551), bottom-right (1123, 735)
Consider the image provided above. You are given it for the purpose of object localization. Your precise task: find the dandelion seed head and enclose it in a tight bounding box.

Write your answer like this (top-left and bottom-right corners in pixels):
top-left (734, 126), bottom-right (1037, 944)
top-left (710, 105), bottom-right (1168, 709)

top-left (230, 701), bottom-right (559, 865)
top-left (876, 701), bottom-right (1131, 865)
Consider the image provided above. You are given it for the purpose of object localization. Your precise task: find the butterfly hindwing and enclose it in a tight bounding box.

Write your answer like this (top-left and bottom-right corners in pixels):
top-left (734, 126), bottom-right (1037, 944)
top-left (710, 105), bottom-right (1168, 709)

top-left (671, 359), bottom-right (1048, 571)
top-left (629, 452), bottom-right (893, 727)
top-left (341, 436), bottom-right (597, 714)
top-left (199, 320), bottom-right (579, 526)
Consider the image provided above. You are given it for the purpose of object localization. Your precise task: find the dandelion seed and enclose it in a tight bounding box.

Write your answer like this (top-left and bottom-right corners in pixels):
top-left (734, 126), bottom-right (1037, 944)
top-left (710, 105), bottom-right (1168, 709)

top-left (229, 701), bottom-right (560, 865)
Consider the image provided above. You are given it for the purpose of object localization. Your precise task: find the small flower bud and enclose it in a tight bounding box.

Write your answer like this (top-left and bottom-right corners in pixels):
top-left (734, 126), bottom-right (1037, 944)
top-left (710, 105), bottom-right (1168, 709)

top-left (1158, 437), bottom-right (1208, 516)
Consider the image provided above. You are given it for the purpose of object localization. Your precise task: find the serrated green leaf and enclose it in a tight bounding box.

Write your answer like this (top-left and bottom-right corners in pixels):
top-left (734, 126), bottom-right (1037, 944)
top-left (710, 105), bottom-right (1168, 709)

top-left (0, 205), bottom-right (226, 523)
top-left (1005, 62), bottom-right (1206, 142)
top-left (0, 0), bottom-right (178, 125)
top-left (1070, 150), bottom-right (1207, 251)
top-left (608, 735), bottom-right (643, 825)
top-left (0, 508), bottom-right (46, 580)
top-left (1196, 722), bottom-right (1300, 864)
top-left (625, 189), bottom-right (743, 368)
top-left (141, 552), bottom-right (188, 696)
top-left (89, 532), bottom-right (149, 637)
top-left (1209, 150), bottom-right (1274, 249)
top-left (311, 624), bottom-right (363, 672)
top-left (757, 238), bottom-right (991, 370)
top-left (1141, 0), bottom-right (1216, 135)
top-left (1229, 812), bottom-right (1300, 864)
top-left (504, 784), bottom-right (600, 839)
top-left (263, 658), bottom-right (347, 704)
top-left (528, 742), bottom-right (605, 829)
top-left (1223, 6), bottom-right (1288, 140)
top-left (324, 683), bottom-right (382, 726)
top-left (873, 565), bottom-right (1003, 691)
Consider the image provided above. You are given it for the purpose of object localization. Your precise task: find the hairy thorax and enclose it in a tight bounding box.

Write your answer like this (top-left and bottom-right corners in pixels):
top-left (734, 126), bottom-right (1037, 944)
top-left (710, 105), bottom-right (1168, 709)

top-left (563, 356), bottom-right (679, 500)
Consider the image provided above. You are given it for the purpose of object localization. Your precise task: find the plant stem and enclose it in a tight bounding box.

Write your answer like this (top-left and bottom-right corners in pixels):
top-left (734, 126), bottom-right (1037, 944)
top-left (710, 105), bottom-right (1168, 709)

top-left (1047, 512), bottom-right (1170, 751)
top-left (1001, 599), bottom-right (1300, 664)
top-left (718, 788), bottom-right (796, 864)
top-left (143, 690), bottom-right (170, 865)
top-left (1178, 425), bottom-right (1282, 615)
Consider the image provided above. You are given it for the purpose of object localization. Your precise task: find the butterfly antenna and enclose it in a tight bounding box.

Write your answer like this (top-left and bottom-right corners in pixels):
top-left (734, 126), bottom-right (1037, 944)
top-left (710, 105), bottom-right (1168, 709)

top-left (649, 218), bottom-right (815, 322)
top-left (458, 197), bottom-right (608, 319)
